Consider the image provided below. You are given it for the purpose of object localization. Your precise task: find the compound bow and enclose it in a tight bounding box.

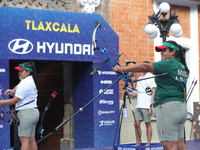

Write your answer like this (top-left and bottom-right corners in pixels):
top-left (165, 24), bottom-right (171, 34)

top-left (92, 21), bottom-right (133, 85)
top-left (0, 84), bottom-right (19, 124)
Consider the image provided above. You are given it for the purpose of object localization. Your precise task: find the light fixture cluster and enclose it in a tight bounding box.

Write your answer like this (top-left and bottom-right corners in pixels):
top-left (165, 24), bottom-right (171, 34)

top-left (144, 2), bottom-right (183, 42)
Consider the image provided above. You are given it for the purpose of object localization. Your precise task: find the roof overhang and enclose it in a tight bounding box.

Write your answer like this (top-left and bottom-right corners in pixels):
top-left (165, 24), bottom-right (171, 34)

top-left (154, 0), bottom-right (200, 6)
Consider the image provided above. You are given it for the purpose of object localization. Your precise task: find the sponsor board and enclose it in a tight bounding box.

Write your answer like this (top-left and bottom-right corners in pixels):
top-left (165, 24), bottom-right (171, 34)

top-left (114, 144), bottom-right (163, 150)
top-left (8, 39), bottom-right (94, 55)
top-left (0, 6), bottom-right (120, 148)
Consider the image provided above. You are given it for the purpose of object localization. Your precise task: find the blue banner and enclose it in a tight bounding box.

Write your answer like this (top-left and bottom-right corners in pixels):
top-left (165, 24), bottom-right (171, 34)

top-left (0, 6), bottom-right (119, 149)
top-left (114, 143), bottom-right (164, 150)
top-left (0, 6), bottom-right (119, 61)
top-left (73, 63), bottom-right (119, 148)
top-left (0, 59), bottom-right (11, 149)
top-left (93, 64), bottom-right (119, 147)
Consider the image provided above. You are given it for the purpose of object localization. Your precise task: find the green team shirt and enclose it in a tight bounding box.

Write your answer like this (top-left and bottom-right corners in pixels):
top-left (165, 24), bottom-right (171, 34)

top-left (152, 58), bottom-right (189, 107)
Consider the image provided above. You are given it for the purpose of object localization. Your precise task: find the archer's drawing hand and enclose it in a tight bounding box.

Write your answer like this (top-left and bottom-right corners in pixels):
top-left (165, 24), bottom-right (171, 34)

top-left (113, 65), bottom-right (123, 73)
top-left (4, 89), bottom-right (15, 96)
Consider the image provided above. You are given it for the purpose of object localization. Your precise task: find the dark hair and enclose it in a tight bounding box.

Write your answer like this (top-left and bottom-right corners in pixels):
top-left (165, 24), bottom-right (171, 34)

top-left (142, 61), bottom-right (150, 63)
top-left (166, 40), bottom-right (190, 73)
top-left (21, 61), bottom-right (38, 87)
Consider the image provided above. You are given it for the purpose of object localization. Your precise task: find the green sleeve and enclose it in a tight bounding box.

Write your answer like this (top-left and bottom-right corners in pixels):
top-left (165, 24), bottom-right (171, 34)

top-left (152, 60), bottom-right (171, 74)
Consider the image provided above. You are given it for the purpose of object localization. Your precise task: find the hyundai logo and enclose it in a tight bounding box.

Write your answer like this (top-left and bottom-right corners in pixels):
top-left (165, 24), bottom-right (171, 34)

top-left (8, 39), bottom-right (33, 54)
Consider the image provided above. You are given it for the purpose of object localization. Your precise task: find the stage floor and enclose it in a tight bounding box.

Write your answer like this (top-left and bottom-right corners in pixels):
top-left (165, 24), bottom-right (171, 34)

top-left (68, 140), bottom-right (200, 150)
top-left (186, 140), bottom-right (200, 150)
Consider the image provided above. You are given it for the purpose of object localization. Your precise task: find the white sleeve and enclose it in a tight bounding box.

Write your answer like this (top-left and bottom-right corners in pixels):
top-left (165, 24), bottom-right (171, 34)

top-left (15, 82), bottom-right (31, 100)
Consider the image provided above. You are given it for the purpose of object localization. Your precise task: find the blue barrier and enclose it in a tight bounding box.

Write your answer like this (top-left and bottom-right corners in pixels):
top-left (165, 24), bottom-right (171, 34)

top-left (114, 143), bottom-right (164, 150)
